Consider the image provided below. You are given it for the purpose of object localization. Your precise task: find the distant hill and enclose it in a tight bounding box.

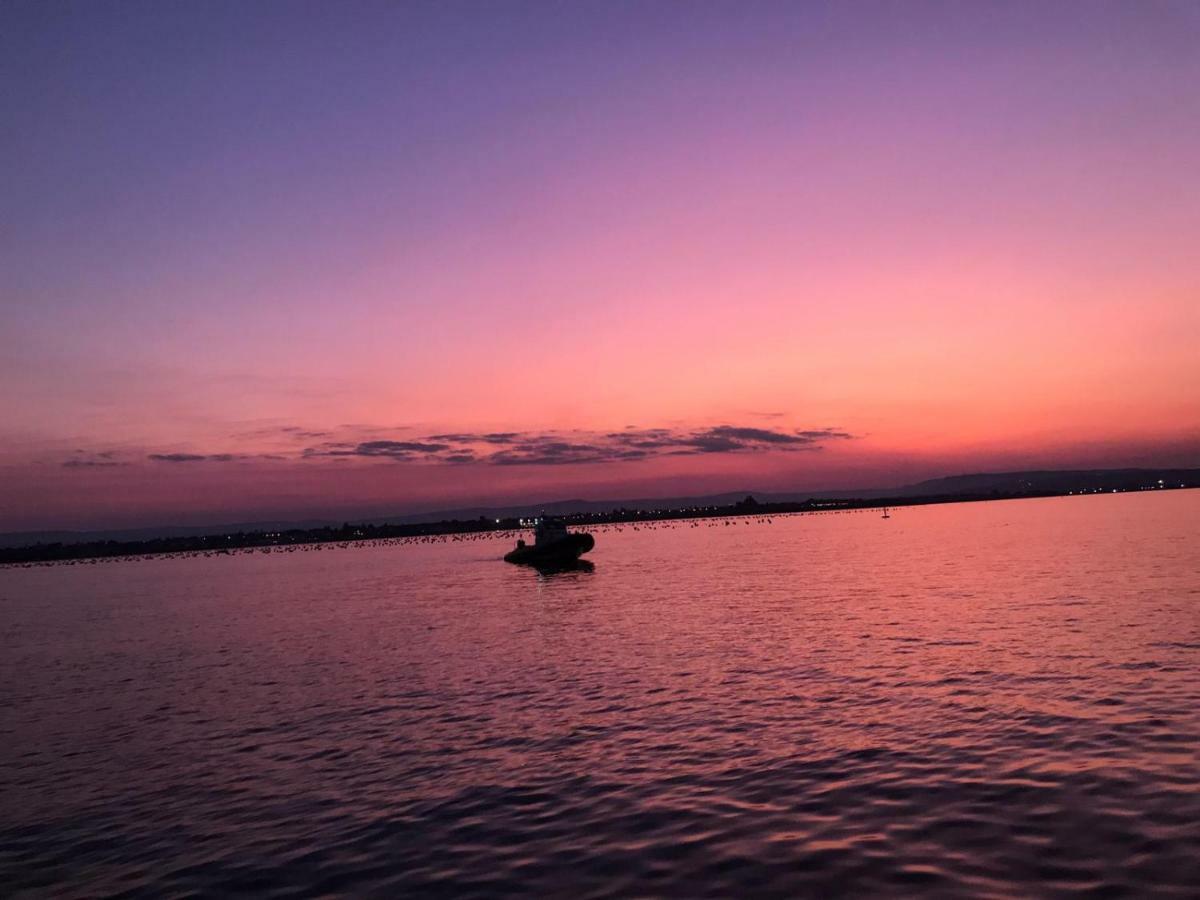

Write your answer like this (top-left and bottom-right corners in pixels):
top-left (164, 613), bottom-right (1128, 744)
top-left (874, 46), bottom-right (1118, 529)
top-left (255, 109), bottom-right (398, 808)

top-left (901, 468), bottom-right (1199, 496)
top-left (353, 468), bottom-right (1198, 523)
top-left (2, 467), bottom-right (1195, 549)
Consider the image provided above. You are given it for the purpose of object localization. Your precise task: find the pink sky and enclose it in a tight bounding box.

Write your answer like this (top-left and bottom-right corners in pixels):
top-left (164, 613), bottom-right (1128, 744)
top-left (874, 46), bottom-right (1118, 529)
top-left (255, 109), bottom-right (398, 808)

top-left (2, 3), bottom-right (1198, 531)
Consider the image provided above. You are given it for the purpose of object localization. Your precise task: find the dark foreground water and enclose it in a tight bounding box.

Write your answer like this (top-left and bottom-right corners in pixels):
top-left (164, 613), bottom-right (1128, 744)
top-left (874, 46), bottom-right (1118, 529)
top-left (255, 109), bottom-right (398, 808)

top-left (2, 492), bottom-right (1198, 897)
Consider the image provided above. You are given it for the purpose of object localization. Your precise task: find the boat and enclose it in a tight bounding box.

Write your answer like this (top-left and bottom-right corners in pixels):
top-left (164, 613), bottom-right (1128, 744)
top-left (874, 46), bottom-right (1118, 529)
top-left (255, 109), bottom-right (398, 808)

top-left (504, 517), bottom-right (595, 567)
top-left (881, 506), bottom-right (891, 519)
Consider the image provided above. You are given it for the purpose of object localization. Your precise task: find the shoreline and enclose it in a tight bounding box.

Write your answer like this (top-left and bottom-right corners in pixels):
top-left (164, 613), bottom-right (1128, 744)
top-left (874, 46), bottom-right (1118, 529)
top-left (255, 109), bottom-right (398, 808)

top-left (2, 483), bottom-right (1193, 568)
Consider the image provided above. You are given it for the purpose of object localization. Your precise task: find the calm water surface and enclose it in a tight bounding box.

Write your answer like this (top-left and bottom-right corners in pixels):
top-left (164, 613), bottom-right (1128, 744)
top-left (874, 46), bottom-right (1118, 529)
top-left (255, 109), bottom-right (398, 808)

top-left (2, 492), bottom-right (1199, 897)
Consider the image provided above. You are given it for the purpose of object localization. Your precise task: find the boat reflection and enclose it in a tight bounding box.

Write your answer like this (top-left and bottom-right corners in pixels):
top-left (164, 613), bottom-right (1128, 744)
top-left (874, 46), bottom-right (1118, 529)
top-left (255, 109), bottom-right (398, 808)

top-left (532, 558), bottom-right (595, 577)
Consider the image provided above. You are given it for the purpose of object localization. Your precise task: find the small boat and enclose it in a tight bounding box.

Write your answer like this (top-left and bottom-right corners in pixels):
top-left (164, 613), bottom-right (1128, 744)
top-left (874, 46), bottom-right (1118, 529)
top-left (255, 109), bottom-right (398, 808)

top-left (504, 517), bottom-right (594, 566)
top-left (881, 506), bottom-right (891, 519)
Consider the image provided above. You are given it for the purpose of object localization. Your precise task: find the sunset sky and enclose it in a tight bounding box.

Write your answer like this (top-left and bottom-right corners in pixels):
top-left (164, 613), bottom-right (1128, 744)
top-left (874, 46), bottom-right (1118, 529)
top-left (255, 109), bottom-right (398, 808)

top-left (2, 1), bottom-right (1198, 531)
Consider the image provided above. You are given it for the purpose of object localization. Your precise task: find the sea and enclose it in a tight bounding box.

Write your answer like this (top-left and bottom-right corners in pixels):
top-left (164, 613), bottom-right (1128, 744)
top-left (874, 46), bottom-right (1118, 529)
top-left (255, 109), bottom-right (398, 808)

top-left (1, 491), bottom-right (1198, 897)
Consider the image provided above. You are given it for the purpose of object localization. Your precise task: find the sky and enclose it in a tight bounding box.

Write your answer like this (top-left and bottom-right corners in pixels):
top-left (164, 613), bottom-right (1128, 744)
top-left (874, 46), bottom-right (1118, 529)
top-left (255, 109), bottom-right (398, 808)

top-left (2, 0), bottom-right (1198, 531)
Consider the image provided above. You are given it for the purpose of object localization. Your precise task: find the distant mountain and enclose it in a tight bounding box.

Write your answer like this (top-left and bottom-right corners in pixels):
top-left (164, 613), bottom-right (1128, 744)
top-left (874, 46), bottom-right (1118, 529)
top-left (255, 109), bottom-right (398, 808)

top-left (2, 467), bottom-right (1195, 549)
top-left (900, 468), bottom-right (1199, 497)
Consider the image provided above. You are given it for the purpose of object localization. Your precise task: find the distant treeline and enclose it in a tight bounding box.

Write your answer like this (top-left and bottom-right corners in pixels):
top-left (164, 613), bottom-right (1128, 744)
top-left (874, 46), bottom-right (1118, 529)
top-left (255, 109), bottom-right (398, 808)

top-left (3, 481), bottom-right (1192, 565)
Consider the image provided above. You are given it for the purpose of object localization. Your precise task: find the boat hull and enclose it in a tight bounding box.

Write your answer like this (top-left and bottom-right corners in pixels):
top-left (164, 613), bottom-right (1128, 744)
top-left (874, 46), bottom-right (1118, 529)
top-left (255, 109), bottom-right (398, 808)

top-left (504, 532), bottom-right (594, 566)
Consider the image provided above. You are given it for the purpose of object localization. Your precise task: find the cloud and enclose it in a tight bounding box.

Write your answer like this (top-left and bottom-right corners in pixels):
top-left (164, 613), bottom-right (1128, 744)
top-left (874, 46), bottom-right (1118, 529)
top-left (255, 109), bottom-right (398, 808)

top-left (117, 423), bottom-right (854, 471)
top-left (605, 425), bottom-right (853, 456)
top-left (63, 450), bottom-right (127, 468)
top-left (705, 426), bottom-right (813, 444)
top-left (147, 452), bottom-right (270, 463)
top-left (355, 440), bottom-right (451, 456)
top-left (796, 429), bottom-right (853, 440)
top-left (428, 432), bottom-right (521, 444)
top-left (299, 423), bottom-right (854, 467)
top-left (301, 439), bottom-right (451, 461)
top-left (488, 439), bottom-right (642, 466)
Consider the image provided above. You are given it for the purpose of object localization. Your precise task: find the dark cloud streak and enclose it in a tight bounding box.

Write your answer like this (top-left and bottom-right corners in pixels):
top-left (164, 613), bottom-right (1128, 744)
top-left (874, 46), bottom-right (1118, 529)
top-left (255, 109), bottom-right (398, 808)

top-left (149, 453), bottom-right (236, 463)
top-left (72, 423), bottom-right (853, 472)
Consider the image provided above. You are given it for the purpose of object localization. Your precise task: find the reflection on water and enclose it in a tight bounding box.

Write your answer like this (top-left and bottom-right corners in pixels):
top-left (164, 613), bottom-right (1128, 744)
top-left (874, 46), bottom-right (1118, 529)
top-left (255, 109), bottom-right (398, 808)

top-left (1, 491), bottom-right (1198, 896)
top-left (529, 558), bottom-right (596, 577)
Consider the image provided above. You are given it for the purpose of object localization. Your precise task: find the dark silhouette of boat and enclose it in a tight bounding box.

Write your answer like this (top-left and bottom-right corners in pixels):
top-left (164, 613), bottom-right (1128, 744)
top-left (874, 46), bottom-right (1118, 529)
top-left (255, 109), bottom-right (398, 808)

top-left (504, 517), bottom-right (594, 566)
top-left (530, 558), bottom-right (595, 576)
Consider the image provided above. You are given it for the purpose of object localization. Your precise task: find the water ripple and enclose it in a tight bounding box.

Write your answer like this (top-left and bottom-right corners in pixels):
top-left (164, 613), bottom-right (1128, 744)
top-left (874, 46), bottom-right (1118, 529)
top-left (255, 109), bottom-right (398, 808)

top-left (1, 492), bottom-right (1198, 896)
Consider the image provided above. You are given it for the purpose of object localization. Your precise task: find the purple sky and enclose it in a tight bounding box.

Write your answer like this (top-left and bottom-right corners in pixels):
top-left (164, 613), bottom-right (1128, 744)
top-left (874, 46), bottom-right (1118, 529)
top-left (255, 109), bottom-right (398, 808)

top-left (2, 1), bottom-right (1198, 530)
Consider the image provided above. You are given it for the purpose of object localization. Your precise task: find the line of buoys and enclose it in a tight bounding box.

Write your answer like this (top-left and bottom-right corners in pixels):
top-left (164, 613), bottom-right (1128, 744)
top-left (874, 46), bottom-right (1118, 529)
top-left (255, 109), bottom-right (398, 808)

top-left (1, 507), bottom-right (902, 569)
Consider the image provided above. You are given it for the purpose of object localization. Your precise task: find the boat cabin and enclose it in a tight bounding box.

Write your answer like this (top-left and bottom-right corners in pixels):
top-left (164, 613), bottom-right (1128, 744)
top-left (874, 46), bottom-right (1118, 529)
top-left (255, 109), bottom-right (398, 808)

top-left (534, 517), bottom-right (569, 546)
